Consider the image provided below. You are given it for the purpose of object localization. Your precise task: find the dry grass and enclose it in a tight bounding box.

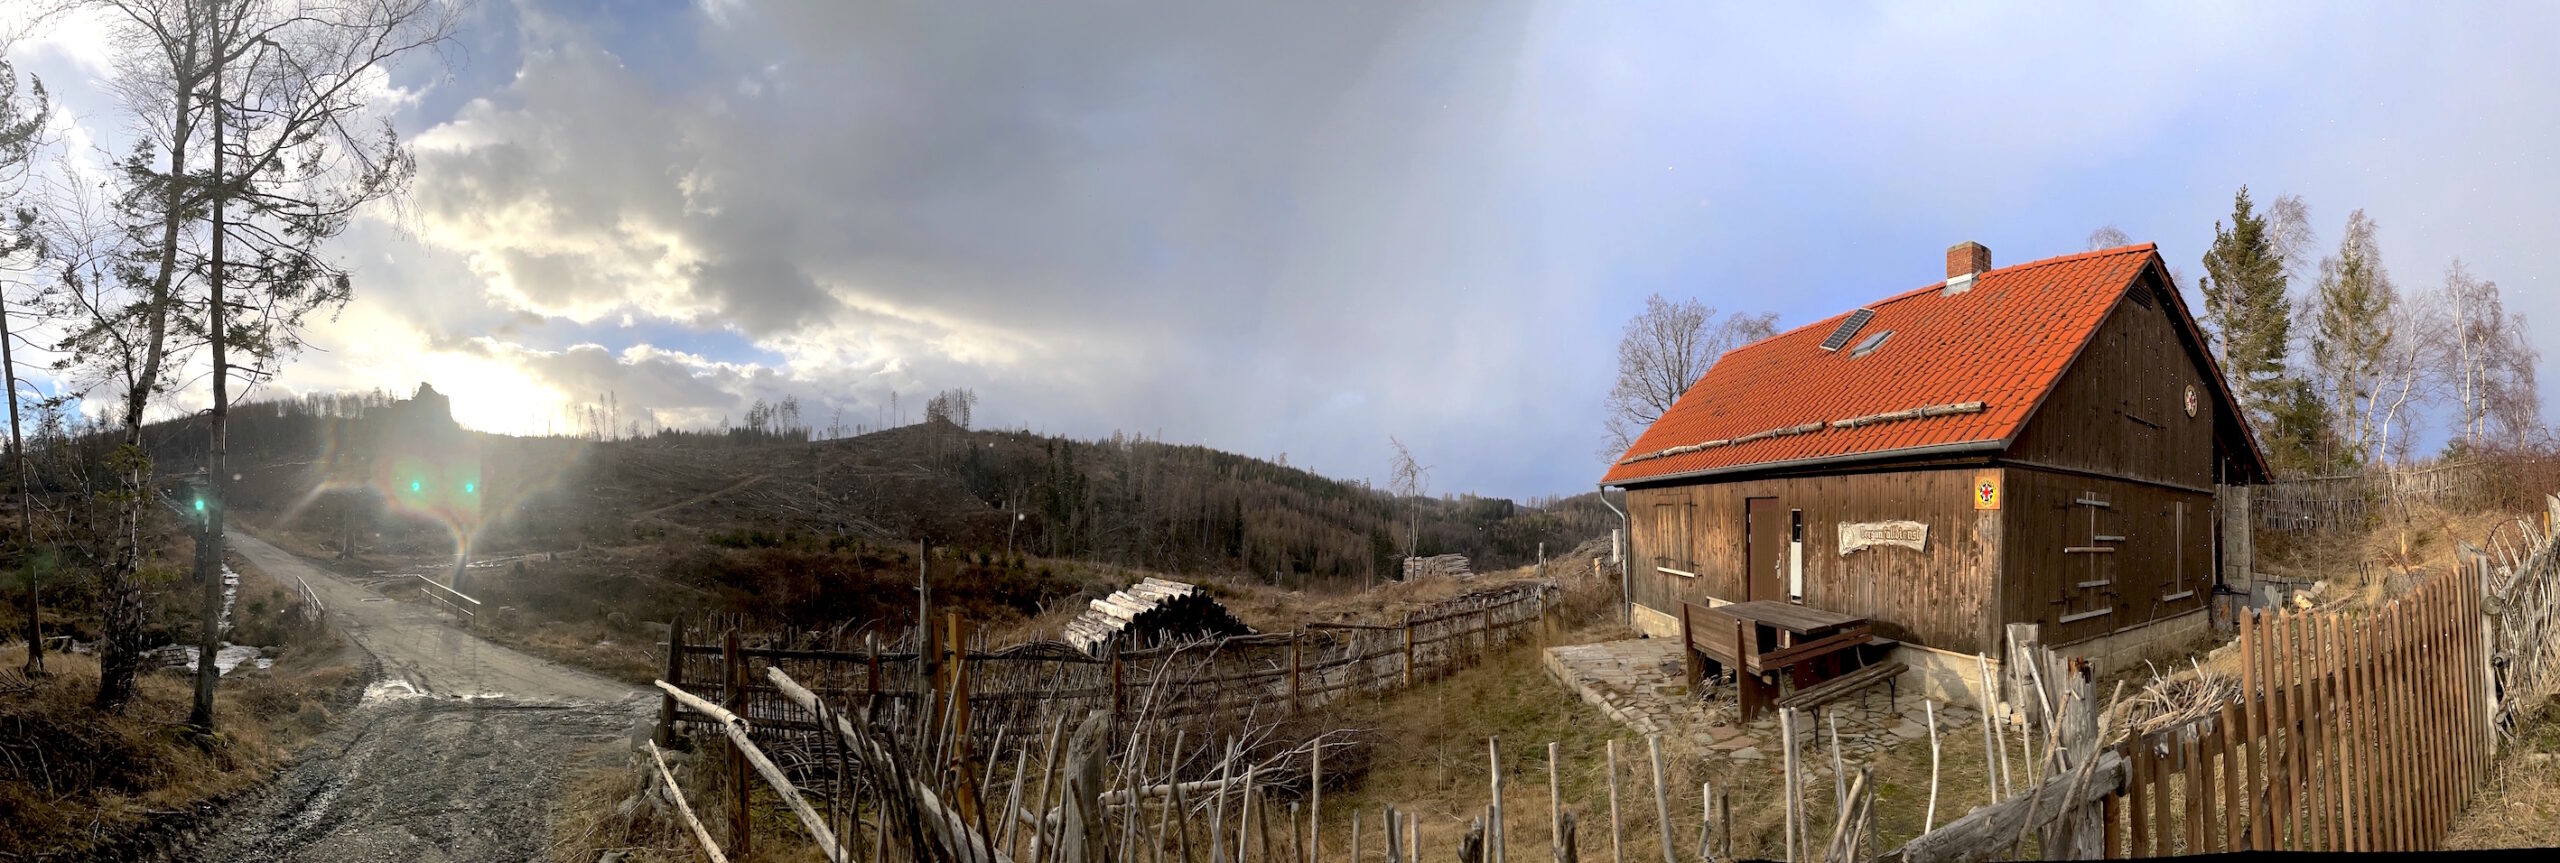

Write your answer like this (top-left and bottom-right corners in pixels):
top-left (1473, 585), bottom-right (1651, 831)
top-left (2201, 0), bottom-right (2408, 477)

top-left (549, 741), bottom-right (844, 863)
top-left (0, 639), bottom-right (361, 859)
top-left (2446, 697), bottom-right (2560, 849)
top-left (0, 548), bottom-right (364, 860)
top-left (1308, 616), bottom-right (2001, 862)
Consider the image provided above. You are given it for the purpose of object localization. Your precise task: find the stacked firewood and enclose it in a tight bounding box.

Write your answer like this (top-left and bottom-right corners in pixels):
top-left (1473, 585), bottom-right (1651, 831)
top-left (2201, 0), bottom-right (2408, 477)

top-left (1064, 577), bottom-right (1253, 656)
top-left (1401, 553), bottom-right (1474, 580)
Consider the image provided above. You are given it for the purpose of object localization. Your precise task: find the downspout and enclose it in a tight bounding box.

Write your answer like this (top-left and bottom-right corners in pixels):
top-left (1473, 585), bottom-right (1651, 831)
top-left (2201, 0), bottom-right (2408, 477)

top-left (1598, 483), bottom-right (1631, 628)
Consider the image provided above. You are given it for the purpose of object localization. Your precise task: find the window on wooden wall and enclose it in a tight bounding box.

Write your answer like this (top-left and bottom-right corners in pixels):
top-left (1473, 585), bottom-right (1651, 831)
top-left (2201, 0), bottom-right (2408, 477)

top-left (1652, 502), bottom-right (1695, 577)
top-left (2163, 500), bottom-right (2196, 603)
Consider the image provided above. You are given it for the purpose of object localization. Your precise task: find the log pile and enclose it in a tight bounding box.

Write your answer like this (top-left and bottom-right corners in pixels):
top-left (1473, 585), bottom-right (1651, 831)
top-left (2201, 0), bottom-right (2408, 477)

top-left (1402, 554), bottom-right (1474, 581)
top-left (1063, 577), bottom-right (1253, 656)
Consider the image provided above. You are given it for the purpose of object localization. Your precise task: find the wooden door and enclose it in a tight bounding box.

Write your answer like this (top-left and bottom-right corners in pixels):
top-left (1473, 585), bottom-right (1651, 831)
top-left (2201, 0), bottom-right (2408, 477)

top-left (1746, 496), bottom-right (1787, 602)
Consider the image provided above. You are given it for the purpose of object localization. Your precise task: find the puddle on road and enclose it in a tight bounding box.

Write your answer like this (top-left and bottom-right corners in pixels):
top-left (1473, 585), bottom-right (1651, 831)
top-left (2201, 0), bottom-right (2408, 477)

top-left (361, 676), bottom-right (516, 703)
top-left (363, 678), bottom-right (427, 702)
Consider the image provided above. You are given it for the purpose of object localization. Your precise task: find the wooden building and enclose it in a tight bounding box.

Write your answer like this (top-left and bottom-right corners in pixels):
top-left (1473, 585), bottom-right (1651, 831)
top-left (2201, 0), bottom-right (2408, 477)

top-left (1600, 242), bottom-right (2267, 688)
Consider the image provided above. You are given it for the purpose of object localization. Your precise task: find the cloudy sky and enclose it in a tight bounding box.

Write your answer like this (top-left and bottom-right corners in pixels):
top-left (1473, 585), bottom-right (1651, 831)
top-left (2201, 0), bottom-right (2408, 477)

top-left (8, 1), bottom-right (2557, 499)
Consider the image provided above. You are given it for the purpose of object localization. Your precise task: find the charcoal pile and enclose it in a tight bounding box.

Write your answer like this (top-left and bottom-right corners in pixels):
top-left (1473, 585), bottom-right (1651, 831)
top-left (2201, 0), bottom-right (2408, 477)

top-left (1064, 577), bottom-right (1253, 656)
top-left (1401, 554), bottom-right (1474, 580)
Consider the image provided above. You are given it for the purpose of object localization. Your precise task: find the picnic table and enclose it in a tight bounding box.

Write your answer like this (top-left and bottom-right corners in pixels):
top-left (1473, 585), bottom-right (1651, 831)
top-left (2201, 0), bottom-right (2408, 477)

top-left (1679, 599), bottom-right (1893, 721)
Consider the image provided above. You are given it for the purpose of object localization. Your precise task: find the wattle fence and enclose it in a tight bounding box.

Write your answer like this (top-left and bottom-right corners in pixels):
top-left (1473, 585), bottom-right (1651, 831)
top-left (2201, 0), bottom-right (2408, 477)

top-left (656, 579), bottom-right (1563, 763)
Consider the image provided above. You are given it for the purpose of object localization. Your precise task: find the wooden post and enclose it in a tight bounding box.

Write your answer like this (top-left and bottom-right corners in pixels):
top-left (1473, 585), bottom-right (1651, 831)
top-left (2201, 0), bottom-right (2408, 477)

top-left (658, 615), bottom-right (684, 746)
top-left (947, 611), bottom-right (973, 753)
top-left (2342, 608), bottom-right (2363, 851)
top-left (1490, 737), bottom-right (1507, 863)
top-left (1548, 741), bottom-right (1563, 863)
top-left (1312, 740), bottom-right (1323, 863)
top-left (2269, 610), bottom-right (2295, 849)
top-left (646, 739), bottom-right (732, 863)
top-left (2313, 612), bottom-right (2334, 852)
top-left (2184, 726), bottom-right (2206, 854)
top-left (1383, 806), bottom-right (1399, 863)
top-left (2126, 733), bottom-right (2149, 858)
top-left (2240, 610), bottom-right (2266, 850)
top-left (2387, 602), bottom-right (2411, 850)
top-left (1289, 636), bottom-right (1303, 714)
top-left (2426, 581), bottom-right (2450, 847)
top-left (1826, 710), bottom-right (1846, 811)
top-left (1351, 810), bottom-right (1362, 863)
top-left (2290, 607), bottom-right (2314, 850)
top-left (1647, 734), bottom-right (1674, 863)
top-left (2322, 612), bottom-right (2344, 852)
top-left (1404, 613), bottom-right (1418, 688)
top-left (2102, 783), bottom-right (2120, 859)
top-left (1210, 742), bottom-right (1233, 863)
top-left (2358, 606), bottom-right (2379, 853)
top-left (2053, 658), bottom-right (2100, 858)
top-left (1976, 655), bottom-right (2001, 805)
top-left (1606, 740), bottom-right (1623, 863)
top-left (1923, 700), bottom-right (1940, 834)
top-left (723, 628), bottom-right (749, 858)
top-left (2221, 701), bottom-right (2244, 853)
top-left (1109, 642), bottom-right (1125, 731)
top-left (1782, 710), bottom-right (1802, 863)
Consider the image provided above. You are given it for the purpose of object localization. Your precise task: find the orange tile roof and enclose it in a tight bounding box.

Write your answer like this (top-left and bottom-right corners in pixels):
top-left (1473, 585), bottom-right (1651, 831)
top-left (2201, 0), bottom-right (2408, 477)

top-left (1602, 244), bottom-right (2165, 486)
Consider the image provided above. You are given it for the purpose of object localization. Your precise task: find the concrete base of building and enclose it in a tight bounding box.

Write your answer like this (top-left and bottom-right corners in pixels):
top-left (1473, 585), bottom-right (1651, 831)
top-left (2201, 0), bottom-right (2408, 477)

top-left (1632, 603), bottom-right (1681, 639)
top-left (2059, 607), bottom-right (2214, 678)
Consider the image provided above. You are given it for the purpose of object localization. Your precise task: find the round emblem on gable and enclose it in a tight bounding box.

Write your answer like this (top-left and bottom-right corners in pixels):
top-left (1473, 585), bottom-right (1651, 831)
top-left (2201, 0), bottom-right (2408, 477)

top-left (2184, 384), bottom-right (2199, 418)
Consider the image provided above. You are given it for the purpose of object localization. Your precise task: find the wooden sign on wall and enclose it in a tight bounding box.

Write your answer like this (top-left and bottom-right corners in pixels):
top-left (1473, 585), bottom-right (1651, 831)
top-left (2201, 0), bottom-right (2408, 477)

top-left (1838, 520), bottom-right (1928, 555)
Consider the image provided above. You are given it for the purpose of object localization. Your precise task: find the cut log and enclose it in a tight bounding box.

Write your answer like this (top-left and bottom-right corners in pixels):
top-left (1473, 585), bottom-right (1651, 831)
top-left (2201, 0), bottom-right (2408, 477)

top-left (1064, 579), bottom-right (1253, 656)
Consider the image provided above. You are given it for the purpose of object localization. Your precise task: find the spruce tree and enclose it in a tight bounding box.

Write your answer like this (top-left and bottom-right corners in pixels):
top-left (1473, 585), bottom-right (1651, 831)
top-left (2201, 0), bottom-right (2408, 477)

top-left (2199, 186), bottom-right (2313, 472)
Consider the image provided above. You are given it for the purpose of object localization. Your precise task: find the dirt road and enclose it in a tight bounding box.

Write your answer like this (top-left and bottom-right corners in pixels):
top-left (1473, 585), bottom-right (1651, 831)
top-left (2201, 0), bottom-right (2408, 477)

top-left (182, 531), bottom-right (650, 862)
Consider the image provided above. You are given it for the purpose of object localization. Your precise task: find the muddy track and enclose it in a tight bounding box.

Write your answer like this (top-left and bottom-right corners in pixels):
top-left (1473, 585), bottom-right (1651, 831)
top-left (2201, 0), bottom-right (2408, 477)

top-left (175, 531), bottom-right (651, 863)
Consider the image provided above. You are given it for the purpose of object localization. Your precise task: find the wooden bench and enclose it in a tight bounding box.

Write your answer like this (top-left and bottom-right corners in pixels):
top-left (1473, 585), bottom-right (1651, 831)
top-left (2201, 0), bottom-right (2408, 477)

top-left (1775, 660), bottom-right (1907, 713)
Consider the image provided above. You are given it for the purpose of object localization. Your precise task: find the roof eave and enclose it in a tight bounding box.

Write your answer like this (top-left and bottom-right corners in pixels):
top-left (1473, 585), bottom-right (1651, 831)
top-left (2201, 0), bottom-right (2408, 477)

top-left (1602, 439), bottom-right (2005, 489)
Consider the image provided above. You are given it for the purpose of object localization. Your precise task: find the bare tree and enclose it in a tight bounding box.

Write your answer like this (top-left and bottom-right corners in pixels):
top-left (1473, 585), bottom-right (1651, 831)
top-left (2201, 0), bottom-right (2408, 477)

top-left (2267, 193), bottom-right (2317, 279)
top-left (2433, 266), bottom-right (2542, 449)
top-left (41, 0), bottom-right (460, 715)
top-left (2370, 286), bottom-right (2447, 462)
top-left (1387, 436), bottom-right (1428, 559)
top-left (1601, 294), bottom-right (1775, 459)
top-left (2085, 225), bottom-right (2131, 251)
top-left (0, 55), bottom-right (50, 677)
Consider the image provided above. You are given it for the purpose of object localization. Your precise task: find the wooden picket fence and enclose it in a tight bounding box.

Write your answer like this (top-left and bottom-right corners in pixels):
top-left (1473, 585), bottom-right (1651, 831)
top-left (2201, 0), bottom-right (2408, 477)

top-left (2101, 564), bottom-right (2488, 856)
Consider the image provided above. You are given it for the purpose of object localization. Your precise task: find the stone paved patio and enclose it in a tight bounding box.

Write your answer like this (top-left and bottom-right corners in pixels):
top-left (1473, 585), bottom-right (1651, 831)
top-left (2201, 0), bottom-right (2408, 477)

top-left (1543, 637), bottom-right (1980, 771)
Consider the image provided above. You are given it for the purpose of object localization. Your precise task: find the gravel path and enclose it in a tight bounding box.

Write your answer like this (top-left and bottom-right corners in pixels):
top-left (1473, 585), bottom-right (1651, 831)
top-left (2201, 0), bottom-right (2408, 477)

top-left (181, 531), bottom-right (651, 863)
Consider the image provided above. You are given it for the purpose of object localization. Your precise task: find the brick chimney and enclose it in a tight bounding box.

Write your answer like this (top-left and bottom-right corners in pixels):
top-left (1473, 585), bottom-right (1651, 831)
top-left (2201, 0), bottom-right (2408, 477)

top-left (1946, 241), bottom-right (1992, 279)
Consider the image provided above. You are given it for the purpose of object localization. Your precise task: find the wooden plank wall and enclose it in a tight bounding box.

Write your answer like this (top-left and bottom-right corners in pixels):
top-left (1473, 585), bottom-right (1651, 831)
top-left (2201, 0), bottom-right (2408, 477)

top-left (2003, 468), bottom-right (2212, 646)
top-left (2006, 267), bottom-right (2217, 492)
top-left (2103, 566), bottom-right (2488, 856)
top-left (1626, 467), bottom-right (2000, 653)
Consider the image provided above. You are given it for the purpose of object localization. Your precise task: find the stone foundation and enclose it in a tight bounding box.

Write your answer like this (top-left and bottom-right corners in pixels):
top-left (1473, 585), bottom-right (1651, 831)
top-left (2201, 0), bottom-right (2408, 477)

top-left (2060, 608), bottom-right (2213, 677)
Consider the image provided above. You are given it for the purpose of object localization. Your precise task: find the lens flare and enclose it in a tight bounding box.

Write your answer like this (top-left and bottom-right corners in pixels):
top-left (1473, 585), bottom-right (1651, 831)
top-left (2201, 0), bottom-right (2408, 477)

top-left (273, 402), bottom-right (587, 572)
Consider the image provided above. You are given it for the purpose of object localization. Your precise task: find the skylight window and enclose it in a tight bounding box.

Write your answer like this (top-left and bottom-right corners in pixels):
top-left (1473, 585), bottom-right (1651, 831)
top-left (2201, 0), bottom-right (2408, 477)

top-left (1850, 329), bottom-right (1893, 358)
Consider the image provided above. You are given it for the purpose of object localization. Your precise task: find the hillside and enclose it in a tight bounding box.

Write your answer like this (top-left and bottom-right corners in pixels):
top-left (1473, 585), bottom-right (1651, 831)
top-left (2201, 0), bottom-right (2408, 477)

top-left (148, 391), bottom-right (1611, 589)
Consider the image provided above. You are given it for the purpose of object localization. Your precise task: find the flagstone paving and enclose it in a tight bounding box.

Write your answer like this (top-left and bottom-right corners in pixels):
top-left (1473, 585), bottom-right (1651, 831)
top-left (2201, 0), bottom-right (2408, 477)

top-left (1542, 637), bottom-right (1980, 775)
